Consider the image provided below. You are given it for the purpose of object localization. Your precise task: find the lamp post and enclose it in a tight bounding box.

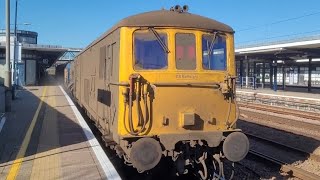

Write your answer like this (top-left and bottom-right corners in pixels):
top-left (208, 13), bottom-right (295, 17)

top-left (12, 0), bottom-right (18, 99)
top-left (12, 0), bottom-right (30, 99)
top-left (5, 0), bottom-right (12, 111)
top-left (14, 0), bottom-right (18, 40)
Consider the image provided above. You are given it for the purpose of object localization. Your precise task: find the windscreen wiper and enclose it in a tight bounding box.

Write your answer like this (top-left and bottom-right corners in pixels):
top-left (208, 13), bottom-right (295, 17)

top-left (149, 27), bottom-right (170, 53)
top-left (208, 32), bottom-right (218, 56)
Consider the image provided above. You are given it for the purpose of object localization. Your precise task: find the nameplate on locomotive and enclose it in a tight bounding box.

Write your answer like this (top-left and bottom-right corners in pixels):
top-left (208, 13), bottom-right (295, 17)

top-left (176, 74), bottom-right (198, 80)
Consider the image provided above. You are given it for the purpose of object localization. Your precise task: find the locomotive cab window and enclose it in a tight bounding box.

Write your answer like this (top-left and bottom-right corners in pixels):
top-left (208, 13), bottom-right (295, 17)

top-left (175, 33), bottom-right (196, 70)
top-left (134, 30), bottom-right (168, 70)
top-left (202, 34), bottom-right (227, 70)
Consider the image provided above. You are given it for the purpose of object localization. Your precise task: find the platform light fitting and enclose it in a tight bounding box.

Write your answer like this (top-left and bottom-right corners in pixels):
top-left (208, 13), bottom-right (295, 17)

top-left (295, 58), bottom-right (320, 62)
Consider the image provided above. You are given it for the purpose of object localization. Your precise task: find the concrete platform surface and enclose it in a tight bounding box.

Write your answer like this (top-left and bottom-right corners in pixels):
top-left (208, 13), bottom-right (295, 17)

top-left (237, 88), bottom-right (320, 101)
top-left (0, 78), bottom-right (120, 180)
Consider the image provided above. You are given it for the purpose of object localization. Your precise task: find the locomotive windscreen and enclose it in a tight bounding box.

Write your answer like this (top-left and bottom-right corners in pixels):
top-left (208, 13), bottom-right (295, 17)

top-left (202, 34), bottom-right (227, 70)
top-left (134, 30), bottom-right (168, 70)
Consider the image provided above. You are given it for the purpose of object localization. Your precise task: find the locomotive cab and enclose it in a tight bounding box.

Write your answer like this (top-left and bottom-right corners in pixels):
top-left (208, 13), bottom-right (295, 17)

top-left (117, 26), bottom-right (249, 176)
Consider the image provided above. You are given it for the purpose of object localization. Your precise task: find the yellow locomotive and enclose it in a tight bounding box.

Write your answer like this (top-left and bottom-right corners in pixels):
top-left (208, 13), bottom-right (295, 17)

top-left (68, 5), bottom-right (249, 179)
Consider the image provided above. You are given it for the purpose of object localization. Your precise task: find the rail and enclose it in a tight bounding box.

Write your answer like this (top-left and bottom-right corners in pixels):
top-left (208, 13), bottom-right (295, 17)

top-left (239, 103), bottom-right (320, 121)
top-left (245, 132), bottom-right (320, 162)
top-left (248, 150), bottom-right (320, 180)
top-left (245, 130), bottom-right (320, 179)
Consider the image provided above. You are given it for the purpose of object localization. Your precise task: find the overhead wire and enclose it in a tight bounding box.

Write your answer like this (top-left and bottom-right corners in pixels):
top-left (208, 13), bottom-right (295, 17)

top-left (236, 11), bottom-right (320, 32)
top-left (237, 29), bottom-right (320, 45)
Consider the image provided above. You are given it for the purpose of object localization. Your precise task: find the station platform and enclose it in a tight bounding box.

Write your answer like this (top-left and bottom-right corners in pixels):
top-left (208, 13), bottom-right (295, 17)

top-left (0, 77), bottom-right (120, 180)
top-left (236, 88), bottom-right (320, 112)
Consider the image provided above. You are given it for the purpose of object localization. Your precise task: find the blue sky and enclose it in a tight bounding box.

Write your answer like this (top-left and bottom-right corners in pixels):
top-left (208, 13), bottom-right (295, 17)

top-left (0, 0), bottom-right (320, 48)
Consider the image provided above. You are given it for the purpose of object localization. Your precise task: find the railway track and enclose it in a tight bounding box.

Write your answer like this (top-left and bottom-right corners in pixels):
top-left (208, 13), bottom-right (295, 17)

top-left (249, 150), bottom-right (320, 180)
top-left (239, 103), bottom-right (320, 121)
top-left (245, 132), bottom-right (320, 180)
top-left (245, 132), bottom-right (320, 162)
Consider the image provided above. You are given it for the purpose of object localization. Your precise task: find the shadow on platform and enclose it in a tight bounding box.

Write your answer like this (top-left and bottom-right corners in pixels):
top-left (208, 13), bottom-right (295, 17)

top-left (0, 76), bottom-right (93, 170)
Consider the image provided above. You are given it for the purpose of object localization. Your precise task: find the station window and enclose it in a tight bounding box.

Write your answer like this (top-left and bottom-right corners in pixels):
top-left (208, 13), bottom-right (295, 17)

top-left (202, 34), bottom-right (227, 70)
top-left (134, 30), bottom-right (168, 70)
top-left (175, 33), bottom-right (196, 70)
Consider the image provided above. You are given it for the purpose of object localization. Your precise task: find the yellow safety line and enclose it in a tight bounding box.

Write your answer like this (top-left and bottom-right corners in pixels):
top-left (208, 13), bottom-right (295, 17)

top-left (6, 86), bottom-right (48, 180)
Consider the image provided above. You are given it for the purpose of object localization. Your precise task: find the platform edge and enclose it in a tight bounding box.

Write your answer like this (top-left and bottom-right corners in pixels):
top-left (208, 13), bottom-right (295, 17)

top-left (59, 86), bottom-right (121, 180)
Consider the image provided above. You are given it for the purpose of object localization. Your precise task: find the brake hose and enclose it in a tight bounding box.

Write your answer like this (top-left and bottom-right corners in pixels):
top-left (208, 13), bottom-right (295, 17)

top-left (225, 96), bottom-right (232, 126)
top-left (127, 75), bottom-right (149, 135)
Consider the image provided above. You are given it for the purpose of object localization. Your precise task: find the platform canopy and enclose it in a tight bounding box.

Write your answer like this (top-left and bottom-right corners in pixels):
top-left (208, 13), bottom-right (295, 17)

top-left (0, 43), bottom-right (82, 67)
top-left (235, 35), bottom-right (320, 62)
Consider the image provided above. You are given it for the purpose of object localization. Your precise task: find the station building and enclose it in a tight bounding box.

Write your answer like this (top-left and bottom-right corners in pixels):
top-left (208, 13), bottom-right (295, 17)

top-left (0, 29), bottom-right (80, 86)
top-left (235, 35), bottom-right (320, 92)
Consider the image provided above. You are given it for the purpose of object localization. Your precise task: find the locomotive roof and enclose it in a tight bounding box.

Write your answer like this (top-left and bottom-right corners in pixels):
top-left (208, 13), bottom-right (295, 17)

top-left (79, 10), bottom-right (234, 56)
top-left (113, 10), bottom-right (234, 33)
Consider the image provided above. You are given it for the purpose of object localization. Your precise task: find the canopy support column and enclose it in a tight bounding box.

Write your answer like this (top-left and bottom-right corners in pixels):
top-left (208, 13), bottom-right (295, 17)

top-left (308, 57), bottom-right (312, 92)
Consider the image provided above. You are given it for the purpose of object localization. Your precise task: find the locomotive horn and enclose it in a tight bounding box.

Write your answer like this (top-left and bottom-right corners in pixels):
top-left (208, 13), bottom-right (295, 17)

top-left (183, 5), bottom-right (189, 12)
top-left (174, 5), bottom-right (182, 12)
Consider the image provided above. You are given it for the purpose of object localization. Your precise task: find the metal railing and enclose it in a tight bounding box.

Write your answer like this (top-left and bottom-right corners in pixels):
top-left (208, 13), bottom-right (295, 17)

top-left (236, 76), bottom-right (264, 89)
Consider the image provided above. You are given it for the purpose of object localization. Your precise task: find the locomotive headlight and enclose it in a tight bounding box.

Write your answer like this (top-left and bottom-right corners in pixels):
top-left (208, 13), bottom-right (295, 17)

top-left (222, 132), bottom-right (249, 162)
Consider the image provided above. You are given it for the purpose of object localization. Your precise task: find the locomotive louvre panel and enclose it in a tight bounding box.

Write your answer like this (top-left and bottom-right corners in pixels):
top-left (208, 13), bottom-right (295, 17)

top-left (84, 78), bottom-right (89, 104)
top-left (95, 29), bottom-right (121, 140)
top-left (72, 28), bottom-right (121, 139)
top-left (76, 57), bottom-right (83, 104)
top-left (106, 45), bottom-right (111, 81)
top-left (105, 42), bottom-right (116, 81)
top-left (110, 33), bottom-right (120, 141)
top-left (91, 77), bottom-right (96, 97)
top-left (110, 42), bottom-right (116, 77)
top-left (97, 44), bottom-right (110, 123)
top-left (99, 46), bottom-right (107, 79)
